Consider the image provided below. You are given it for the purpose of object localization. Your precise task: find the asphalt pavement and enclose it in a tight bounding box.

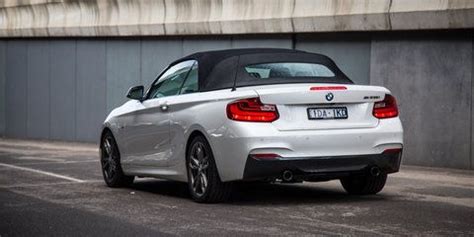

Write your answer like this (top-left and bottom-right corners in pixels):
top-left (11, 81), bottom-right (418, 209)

top-left (0, 138), bottom-right (473, 236)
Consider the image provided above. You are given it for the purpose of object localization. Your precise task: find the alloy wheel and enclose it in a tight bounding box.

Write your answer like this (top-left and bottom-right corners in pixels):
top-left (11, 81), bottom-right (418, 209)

top-left (188, 142), bottom-right (210, 197)
top-left (101, 137), bottom-right (117, 182)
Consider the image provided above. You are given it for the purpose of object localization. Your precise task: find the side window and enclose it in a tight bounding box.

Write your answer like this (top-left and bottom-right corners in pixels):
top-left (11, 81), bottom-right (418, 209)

top-left (180, 62), bottom-right (198, 94)
top-left (148, 60), bottom-right (195, 99)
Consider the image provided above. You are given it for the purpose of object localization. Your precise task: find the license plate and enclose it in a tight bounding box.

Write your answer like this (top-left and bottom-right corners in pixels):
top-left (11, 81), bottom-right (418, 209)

top-left (307, 107), bottom-right (348, 120)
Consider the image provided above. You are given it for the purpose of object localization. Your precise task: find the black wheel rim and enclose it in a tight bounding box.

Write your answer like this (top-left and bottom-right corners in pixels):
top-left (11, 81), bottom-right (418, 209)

top-left (188, 141), bottom-right (210, 197)
top-left (101, 137), bottom-right (117, 182)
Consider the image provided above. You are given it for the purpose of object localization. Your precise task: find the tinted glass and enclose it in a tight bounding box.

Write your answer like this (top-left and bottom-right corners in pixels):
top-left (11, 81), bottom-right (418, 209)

top-left (245, 62), bottom-right (335, 79)
top-left (180, 63), bottom-right (198, 94)
top-left (148, 60), bottom-right (195, 99)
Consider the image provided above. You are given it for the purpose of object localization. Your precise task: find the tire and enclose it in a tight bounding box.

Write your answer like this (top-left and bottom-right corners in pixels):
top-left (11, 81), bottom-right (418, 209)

top-left (100, 131), bottom-right (134, 188)
top-left (186, 135), bottom-right (232, 203)
top-left (340, 173), bottom-right (387, 195)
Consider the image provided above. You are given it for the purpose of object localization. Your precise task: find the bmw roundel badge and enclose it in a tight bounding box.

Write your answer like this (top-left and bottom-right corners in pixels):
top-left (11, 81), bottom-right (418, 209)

top-left (326, 92), bottom-right (334, 101)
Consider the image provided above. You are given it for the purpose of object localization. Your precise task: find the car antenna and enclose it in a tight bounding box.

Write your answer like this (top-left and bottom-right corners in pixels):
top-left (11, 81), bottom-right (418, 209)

top-left (231, 56), bottom-right (240, 91)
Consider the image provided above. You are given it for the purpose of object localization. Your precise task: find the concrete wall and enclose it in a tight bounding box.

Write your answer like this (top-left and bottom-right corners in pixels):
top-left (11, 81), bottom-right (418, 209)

top-left (0, 31), bottom-right (473, 170)
top-left (0, 0), bottom-right (473, 37)
top-left (370, 32), bottom-right (473, 169)
top-left (0, 36), bottom-right (301, 142)
top-left (5, 41), bottom-right (28, 138)
top-left (0, 41), bottom-right (4, 136)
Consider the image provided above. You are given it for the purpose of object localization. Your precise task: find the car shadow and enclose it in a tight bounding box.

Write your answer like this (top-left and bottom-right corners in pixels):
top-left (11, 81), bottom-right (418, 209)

top-left (130, 179), bottom-right (394, 205)
top-left (230, 182), bottom-right (391, 206)
top-left (131, 179), bottom-right (191, 200)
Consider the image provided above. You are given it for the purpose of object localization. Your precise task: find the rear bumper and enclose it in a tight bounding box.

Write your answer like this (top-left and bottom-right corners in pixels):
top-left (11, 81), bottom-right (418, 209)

top-left (210, 117), bottom-right (403, 182)
top-left (243, 150), bottom-right (402, 181)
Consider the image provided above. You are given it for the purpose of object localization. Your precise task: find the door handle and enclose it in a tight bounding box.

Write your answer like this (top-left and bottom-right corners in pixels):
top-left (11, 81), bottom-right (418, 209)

top-left (160, 104), bottom-right (169, 111)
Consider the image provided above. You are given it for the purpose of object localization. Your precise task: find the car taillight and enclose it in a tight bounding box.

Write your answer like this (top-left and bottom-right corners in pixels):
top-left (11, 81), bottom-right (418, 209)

top-left (373, 94), bottom-right (398, 119)
top-left (310, 86), bottom-right (347, 91)
top-left (227, 97), bottom-right (279, 122)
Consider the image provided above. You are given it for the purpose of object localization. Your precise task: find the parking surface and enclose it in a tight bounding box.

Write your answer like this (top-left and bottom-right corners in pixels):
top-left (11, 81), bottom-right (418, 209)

top-left (0, 138), bottom-right (473, 236)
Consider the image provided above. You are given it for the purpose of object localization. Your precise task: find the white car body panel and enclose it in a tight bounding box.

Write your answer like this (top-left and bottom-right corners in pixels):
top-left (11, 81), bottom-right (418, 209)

top-left (103, 83), bottom-right (403, 182)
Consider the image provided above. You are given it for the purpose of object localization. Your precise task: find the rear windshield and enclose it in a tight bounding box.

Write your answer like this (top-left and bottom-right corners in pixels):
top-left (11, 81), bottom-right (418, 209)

top-left (244, 62), bottom-right (335, 79)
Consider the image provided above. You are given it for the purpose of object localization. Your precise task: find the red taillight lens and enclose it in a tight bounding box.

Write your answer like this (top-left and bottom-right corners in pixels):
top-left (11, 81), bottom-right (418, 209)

top-left (227, 97), bottom-right (279, 122)
top-left (310, 86), bottom-right (347, 91)
top-left (373, 94), bottom-right (399, 119)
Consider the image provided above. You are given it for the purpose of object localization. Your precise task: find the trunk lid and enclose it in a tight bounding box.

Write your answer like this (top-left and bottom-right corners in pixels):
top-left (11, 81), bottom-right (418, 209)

top-left (255, 84), bottom-right (389, 131)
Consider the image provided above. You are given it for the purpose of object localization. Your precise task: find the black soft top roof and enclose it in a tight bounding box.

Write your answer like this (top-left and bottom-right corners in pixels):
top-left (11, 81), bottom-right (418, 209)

top-left (169, 48), bottom-right (352, 92)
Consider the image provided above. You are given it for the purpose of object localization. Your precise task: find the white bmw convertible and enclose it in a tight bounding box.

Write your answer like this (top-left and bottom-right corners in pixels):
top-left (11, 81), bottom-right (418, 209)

top-left (100, 48), bottom-right (403, 203)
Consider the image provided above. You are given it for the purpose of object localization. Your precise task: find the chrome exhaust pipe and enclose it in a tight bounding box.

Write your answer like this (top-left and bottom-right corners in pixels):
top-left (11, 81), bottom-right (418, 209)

top-left (282, 170), bottom-right (293, 182)
top-left (370, 166), bottom-right (381, 177)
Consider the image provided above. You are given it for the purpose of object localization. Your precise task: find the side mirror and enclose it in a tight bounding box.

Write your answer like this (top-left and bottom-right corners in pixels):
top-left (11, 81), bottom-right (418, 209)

top-left (126, 85), bottom-right (144, 100)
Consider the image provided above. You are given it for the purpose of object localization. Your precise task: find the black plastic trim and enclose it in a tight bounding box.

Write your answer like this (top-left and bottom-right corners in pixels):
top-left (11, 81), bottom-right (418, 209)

top-left (243, 151), bottom-right (402, 181)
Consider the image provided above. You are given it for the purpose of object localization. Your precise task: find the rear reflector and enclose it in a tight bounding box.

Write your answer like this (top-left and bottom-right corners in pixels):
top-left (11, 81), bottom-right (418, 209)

top-left (250, 153), bottom-right (281, 160)
top-left (383, 148), bottom-right (403, 154)
top-left (227, 97), bottom-right (279, 122)
top-left (310, 86), bottom-right (347, 91)
top-left (373, 94), bottom-right (399, 119)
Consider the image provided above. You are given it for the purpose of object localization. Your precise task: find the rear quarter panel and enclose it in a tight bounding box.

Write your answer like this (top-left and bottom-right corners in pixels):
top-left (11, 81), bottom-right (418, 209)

top-left (166, 88), bottom-right (258, 182)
